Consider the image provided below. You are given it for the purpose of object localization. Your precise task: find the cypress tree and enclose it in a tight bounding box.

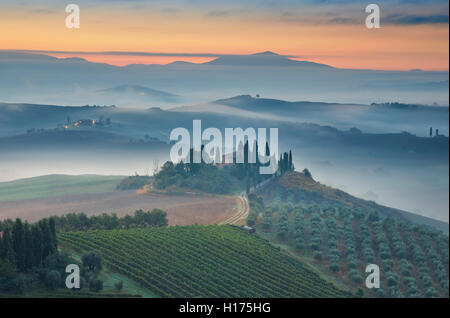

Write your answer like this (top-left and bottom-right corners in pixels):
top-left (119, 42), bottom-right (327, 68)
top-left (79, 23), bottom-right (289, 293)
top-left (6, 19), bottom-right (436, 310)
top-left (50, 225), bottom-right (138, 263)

top-left (0, 233), bottom-right (3, 259)
top-left (1, 229), bottom-right (14, 264)
top-left (48, 217), bottom-right (58, 253)
top-left (255, 141), bottom-right (259, 165)
top-left (288, 150), bottom-right (293, 171)
top-left (39, 219), bottom-right (52, 260)
top-left (279, 154), bottom-right (283, 174)
top-left (244, 141), bottom-right (249, 165)
top-left (12, 218), bottom-right (25, 271)
top-left (31, 225), bottom-right (43, 266)
top-left (24, 222), bottom-right (33, 270)
top-left (283, 152), bottom-right (289, 173)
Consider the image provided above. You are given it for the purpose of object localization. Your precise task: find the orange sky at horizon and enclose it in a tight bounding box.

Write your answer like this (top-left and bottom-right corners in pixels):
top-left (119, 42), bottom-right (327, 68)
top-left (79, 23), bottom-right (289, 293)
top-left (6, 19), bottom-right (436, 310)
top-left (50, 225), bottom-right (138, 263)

top-left (0, 6), bottom-right (448, 71)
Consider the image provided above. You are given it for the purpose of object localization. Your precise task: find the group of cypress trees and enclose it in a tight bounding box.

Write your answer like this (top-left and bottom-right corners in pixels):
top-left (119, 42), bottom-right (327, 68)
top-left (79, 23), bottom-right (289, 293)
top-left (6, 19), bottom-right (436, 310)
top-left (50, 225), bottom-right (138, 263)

top-left (278, 150), bottom-right (294, 175)
top-left (157, 140), bottom-right (295, 195)
top-left (0, 218), bottom-right (57, 272)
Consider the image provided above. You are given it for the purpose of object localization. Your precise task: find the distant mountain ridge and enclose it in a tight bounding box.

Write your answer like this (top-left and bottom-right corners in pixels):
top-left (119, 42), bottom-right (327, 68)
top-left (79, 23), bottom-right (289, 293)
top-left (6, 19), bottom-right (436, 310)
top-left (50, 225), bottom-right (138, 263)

top-left (204, 51), bottom-right (334, 68)
top-left (1, 51), bottom-right (448, 106)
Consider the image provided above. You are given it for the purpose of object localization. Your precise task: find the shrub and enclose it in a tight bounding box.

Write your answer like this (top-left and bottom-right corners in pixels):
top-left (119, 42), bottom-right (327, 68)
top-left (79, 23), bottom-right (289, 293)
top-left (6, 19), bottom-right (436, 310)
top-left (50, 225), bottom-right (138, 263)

top-left (89, 279), bottom-right (103, 292)
top-left (45, 270), bottom-right (61, 290)
top-left (329, 263), bottom-right (339, 272)
top-left (114, 280), bottom-right (123, 292)
top-left (348, 269), bottom-right (363, 283)
top-left (313, 251), bottom-right (323, 260)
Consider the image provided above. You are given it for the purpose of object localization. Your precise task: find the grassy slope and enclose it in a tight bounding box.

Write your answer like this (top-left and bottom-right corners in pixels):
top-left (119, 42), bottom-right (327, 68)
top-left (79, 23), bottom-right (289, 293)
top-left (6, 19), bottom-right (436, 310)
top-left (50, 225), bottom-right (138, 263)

top-left (59, 225), bottom-right (350, 298)
top-left (0, 175), bottom-right (125, 202)
top-left (67, 251), bottom-right (157, 298)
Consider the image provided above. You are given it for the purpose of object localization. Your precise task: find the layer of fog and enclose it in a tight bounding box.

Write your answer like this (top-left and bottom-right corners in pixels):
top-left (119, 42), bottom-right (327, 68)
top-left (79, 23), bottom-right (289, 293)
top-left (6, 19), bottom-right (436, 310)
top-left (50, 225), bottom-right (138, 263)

top-left (1, 143), bottom-right (448, 223)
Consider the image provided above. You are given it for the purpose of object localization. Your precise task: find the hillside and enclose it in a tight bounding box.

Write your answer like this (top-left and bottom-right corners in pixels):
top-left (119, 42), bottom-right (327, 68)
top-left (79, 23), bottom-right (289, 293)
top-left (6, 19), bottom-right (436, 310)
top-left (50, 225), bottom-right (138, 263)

top-left (256, 172), bottom-right (449, 233)
top-left (213, 95), bottom-right (449, 137)
top-left (0, 175), bottom-right (124, 202)
top-left (96, 84), bottom-right (183, 104)
top-left (246, 196), bottom-right (449, 298)
top-left (58, 225), bottom-right (349, 298)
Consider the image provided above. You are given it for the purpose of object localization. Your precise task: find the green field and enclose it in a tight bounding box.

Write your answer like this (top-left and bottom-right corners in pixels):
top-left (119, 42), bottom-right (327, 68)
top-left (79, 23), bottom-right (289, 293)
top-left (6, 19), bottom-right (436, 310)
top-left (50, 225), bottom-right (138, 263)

top-left (0, 175), bottom-right (125, 202)
top-left (59, 225), bottom-right (349, 298)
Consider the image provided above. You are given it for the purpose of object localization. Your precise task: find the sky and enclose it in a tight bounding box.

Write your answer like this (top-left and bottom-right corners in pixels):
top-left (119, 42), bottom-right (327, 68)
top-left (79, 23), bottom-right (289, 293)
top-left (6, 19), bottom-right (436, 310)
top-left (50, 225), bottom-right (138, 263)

top-left (0, 0), bottom-right (448, 70)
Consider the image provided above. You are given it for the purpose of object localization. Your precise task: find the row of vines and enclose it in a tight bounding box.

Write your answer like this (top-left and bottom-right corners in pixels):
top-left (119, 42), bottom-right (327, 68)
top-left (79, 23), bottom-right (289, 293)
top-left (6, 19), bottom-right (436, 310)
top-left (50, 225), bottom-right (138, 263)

top-left (59, 225), bottom-right (349, 298)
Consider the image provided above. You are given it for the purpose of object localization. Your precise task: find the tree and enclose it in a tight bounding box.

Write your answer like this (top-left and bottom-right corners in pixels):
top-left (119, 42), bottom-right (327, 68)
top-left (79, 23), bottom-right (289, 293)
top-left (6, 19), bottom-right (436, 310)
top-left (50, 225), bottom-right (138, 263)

top-left (12, 219), bottom-right (25, 271)
top-left (45, 270), bottom-right (61, 290)
top-left (277, 208), bottom-right (289, 240)
top-left (31, 225), bottom-right (43, 266)
top-left (149, 209), bottom-right (168, 227)
top-left (39, 219), bottom-right (54, 260)
top-left (82, 251), bottom-right (102, 272)
top-left (48, 217), bottom-right (58, 252)
top-left (329, 263), bottom-right (340, 272)
top-left (356, 288), bottom-right (364, 297)
top-left (0, 259), bottom-right (16, 281)
top-left (114, 280), bottom-right (123, 292)
top-left (262, 207), bottom-right (273, 231)
top-left (288, 150), bottom-right (293, 171)
top-left (23, 223), bottom-right (33, 270)
top-left (0, 229), bottom-right (15, 264)
top-left (45, 252), bottom-right (76, 273)
top-left (89, 279), bottom-right (103, 292)
top-left (302, 168), bottom-right (312, 179)
top-left (313, 251), bottom-right (323, 260)
top-left (9, 274), bottom-right (27, 294)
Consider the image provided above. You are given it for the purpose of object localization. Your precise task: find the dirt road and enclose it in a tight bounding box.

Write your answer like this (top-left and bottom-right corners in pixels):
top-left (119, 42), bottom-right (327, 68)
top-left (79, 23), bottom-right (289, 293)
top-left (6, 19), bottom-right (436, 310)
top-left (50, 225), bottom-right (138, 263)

top-left (220, 194), bottom-right (249, 225)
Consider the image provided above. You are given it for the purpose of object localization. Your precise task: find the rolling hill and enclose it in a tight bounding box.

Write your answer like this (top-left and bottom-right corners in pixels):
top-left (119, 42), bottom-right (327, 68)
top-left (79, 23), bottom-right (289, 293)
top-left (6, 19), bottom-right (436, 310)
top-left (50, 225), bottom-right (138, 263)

top-left (0, 101), bottom-right (447, 224)
top-left (96, 84), bottom-right (183, 104)
top-left (0, 175), bottom-right (124, 202)
top-left (58, 225), bottom-right (350, 297)
top-left (247, 193), bottom-right (449, 298)
top-left (256, 172), bottom-right (449, 234)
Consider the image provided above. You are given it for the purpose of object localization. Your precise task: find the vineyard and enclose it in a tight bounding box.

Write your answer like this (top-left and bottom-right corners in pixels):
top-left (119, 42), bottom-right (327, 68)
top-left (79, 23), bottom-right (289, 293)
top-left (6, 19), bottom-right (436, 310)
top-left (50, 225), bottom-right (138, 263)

top-left (0, 291), bottom-right (141, 298)
top-left (59, 225), bottom-right (349, 298)
top-left (248, 195), bottom-right (449, 298)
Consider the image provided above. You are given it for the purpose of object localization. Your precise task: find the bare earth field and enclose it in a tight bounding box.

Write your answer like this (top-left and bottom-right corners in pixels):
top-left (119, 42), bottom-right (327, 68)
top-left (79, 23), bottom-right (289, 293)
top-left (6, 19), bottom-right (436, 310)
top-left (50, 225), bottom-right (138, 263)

top-left (0, 190), bottom-right (239, 226)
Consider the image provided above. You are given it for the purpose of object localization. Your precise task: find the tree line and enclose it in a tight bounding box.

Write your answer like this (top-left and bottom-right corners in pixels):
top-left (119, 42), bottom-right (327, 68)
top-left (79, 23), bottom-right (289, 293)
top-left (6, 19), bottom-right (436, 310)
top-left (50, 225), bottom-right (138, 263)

top-left (43, 209), bottom-right (168, 232)
top-left (0, 218), bottom-right (57, 272)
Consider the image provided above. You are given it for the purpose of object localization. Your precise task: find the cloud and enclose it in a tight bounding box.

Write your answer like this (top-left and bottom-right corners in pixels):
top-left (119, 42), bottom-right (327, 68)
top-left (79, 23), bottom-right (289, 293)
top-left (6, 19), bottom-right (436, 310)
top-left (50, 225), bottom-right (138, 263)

top-left (323, 12), bottom-right (449, 25)
top-left (384, 14), bottom-right (449, 24)
top-left (206, 10), bottom-right (232, 17)
top-left (160, 7), bottom-right (181, 14)
top-left (328, 17), bottom-right (360, 24)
